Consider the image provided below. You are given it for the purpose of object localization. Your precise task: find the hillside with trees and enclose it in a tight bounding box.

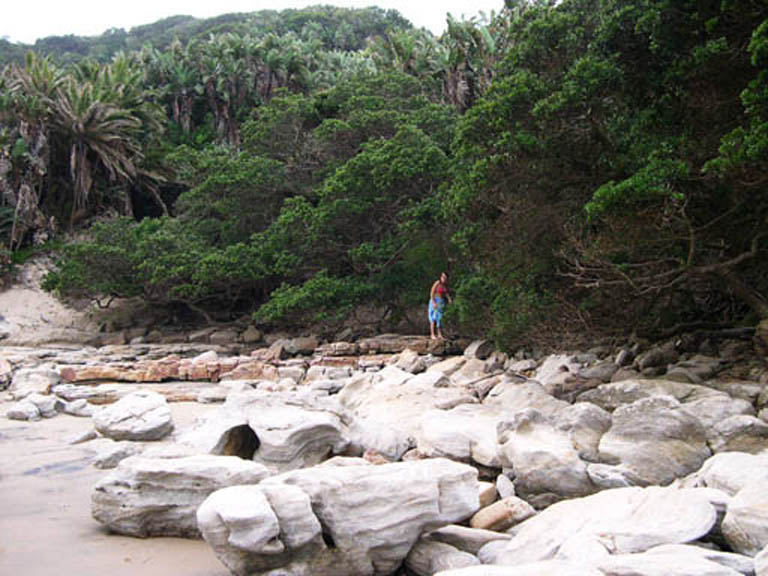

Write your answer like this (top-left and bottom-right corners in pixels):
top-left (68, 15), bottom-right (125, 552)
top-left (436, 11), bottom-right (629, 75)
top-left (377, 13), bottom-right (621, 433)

top-left (1, 1), bottom-right (766, 349)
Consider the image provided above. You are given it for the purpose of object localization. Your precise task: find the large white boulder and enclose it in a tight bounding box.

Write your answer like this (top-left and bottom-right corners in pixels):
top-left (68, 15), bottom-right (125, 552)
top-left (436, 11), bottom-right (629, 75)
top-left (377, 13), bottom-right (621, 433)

top-left (93, 390), bottom-right (173, 441)
top-left (197, 458), bottom-right (479, 576)
top-left (597, 395), bottom-right (710, 486)
top-left (92, 454), bottom-right (270, 537)
top-left (478, 486), bottom-right (717, 565)
top-left (722, 480), bottom-right (768, 556)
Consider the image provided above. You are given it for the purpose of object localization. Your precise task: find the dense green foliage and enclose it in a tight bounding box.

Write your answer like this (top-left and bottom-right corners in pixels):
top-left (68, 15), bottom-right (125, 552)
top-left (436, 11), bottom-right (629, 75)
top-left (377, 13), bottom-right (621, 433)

top-left (5, 2), bottom-right (768, 345)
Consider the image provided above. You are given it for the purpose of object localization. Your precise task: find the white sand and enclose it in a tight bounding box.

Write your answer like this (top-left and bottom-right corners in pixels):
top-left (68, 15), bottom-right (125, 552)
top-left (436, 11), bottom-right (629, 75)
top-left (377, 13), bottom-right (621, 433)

top-left (0, 402), bottom-right (229, 576)
top-left (0, 257), bottom-right (97, 345)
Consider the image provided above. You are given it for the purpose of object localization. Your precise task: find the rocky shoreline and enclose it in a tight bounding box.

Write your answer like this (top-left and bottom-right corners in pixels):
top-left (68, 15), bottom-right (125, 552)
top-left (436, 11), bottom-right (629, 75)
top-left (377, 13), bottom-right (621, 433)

top-left (2, 331), bottom-right (768, 575)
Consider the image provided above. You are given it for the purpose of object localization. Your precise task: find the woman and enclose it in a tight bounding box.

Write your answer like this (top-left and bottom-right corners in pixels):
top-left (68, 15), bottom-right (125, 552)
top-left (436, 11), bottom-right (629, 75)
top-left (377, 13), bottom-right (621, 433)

top-left (429, 272), bottom-right (452, 340)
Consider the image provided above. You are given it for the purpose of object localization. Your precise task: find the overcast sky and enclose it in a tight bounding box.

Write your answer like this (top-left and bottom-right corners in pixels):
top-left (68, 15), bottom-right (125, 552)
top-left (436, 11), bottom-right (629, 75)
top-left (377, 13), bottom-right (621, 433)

top-left (2, 1), bottom-right (506, 44)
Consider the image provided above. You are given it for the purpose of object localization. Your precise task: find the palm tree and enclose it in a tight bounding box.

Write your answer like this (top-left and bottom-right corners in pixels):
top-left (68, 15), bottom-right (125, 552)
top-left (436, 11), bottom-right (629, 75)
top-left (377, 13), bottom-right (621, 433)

top-left (50, 79), bottom-right (142, 228)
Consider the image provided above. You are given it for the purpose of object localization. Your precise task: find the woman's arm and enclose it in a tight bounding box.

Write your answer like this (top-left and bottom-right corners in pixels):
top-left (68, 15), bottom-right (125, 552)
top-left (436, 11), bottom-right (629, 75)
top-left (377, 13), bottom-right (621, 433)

top-left (430, 281), bottom-right (439, 303)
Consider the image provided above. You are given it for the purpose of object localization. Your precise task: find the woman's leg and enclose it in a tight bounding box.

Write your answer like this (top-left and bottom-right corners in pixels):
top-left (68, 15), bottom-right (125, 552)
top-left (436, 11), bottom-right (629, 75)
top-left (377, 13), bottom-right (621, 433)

top-left (430, 321), bottom-right (437, 339)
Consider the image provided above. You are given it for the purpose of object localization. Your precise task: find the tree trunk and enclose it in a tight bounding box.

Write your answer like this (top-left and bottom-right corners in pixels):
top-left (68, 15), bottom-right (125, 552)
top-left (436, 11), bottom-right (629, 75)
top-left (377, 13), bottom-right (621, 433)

top-left (718, 269), bottom-right (768, 320)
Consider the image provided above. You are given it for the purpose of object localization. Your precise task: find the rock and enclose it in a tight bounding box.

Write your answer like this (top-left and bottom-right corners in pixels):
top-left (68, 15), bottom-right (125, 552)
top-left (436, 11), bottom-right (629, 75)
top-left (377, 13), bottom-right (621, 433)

top-left (532, 354), bottom-right (582, 394)
top-left (241, 325), bottom-right (262, 344)
top-left (197, 458), bottom-right (479, 576)
top-left (756, 546), bottom-right (768, 576)
top-left (197, 386), bottom-right (229, 404)
top-left (722, 480), bottom-right (768, 556)
top-left (710, 415), bottom-right (768, 454)
top-left (636, 342), bottom-right (679, 370)
top-left (506, 359), bottom-right (538, 373)
top-left (284, 335), bottom-right (319, 356)
top-left (496, 474), bottom-right (516, 499)
top-left (597, 546), bottom-right (746, 576)
top-left (478, 481), bottom-right (498, 508)
top-left (406, 539), bottom-right (480, 575)
top-left (339, 371), bottom-right (475, 459)
top-left (416, 405), bottom-right (503, 467)
top-left (485, 351), bottom-right (508, 372)
top-left (615, 348), bottom-right (634, 367)
top-left (464, 340), bottom-right (495, 360)
top-left (682, 394), bottom-right (755, 432)
top-left (69, 428), bottom-right (98, 444)
top-left (497, 409), bottom-right (594, 506)
top-left (555, 401), bottom-right (612, 462)
top-left (428, 524), bottom-right (512, 555)
top-left (577, 378), bottom-right (718, 412)
top-left (92, 454), bottom-right (270, 538)
top-left (6, 400), bottom-right (40, 421)
top-left (428, 356), bottom-right (468, 377)
top-left (586, 463), bottom-right (635, 489)
top-left (683, 452), bottom-right (768, 495)
top-left (436, 561), bottom-right (602, 576)
top-left (179, 394), bottom-right (347, 472)
top-left (478, 486), bottom-right (717, 565)
top-left (449, 358), bottom-right (494, 387)
top-left (93, 391), bottom-right (174, 441)
top-left (24, 392), bottom-right (60, 417)
top-left (395, 348), bottom-right (427, 374)
top-left (611, 367), bottom-right (641, 382)
top-left (9, 365), bottom-right (60, 398)
top-left (209, 328), bottom-right (239, 345)
top-left (469, 496), bottom-right (536, 531)
top-left (0, 357), bottom-right (12, 390)
top-left (358, 334), bottom-right (436, 355)
top-left (578, 361), bottom-right (618, 383)
top-left (597, 395), bottom-right (710, 486)
top-left (316, 341), bottom-right (359, 356)
top-left (61, 398), bottom-right (98, 417)
top-left (220, 360), bottom-right (279, 382)
top-left (93, 440), bottom-right (143, 469)
top-left (641, 544), bottom-right (755, 575)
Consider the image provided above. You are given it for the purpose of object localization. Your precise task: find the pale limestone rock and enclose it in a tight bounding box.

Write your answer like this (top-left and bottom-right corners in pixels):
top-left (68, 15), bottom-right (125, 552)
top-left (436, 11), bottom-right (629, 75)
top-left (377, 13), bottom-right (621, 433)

top-left (756, 545), bottom-right (768, 576)
top-left (9, 365), bottom-right (60, 399)
top-left (6, 399), bottom-right (40, 420)
top-left (435, 561), bottom-right (602, 576)
top-left (464, 340), bottom-right (495, 360)
top-left (93, 439), bottom-right (143, 469)
top-left (197, 458), bottom-right (479, 576)
top-left (496, 474), bottom-right (515, 499)
top-left (682, 393), bottom-right (755, 432)
top-left (179, 392), bottom-right (347, 472)
top-left (91, 455), bottom-right (268, 538)
top-left (597, 548), bottom-right (743, 576)
top-left (93, 390), bottom-right (173, 441)
top-left (597, 395), bottom-right (710, 486)
top-left (555, 401), bottom-right (612, 462)
top-left (428, 356), bottom-right (467, 376)
top-left (405, 539), bottom-right (480, 575)
top-left (428, 524), bottom-right (512, 555)
top-left (577, 378), bottom-right (720, 412)
top-left (682, 452), bottom-right (768, 495)
top-left (469, 496), bottom-right (536, 531)
top-left (61, 398), bottom-right (98, 417)
top-left (23, 392), bottom-right (60, 417)
top-left (478, 486), bottom-right (717, 566)
top-left (396, 348), bottom-right (427, 374)
top-left (710, 415), bottom-right (768, 454)
top-left (723, 480), bottom-right (768, 556)
top-left (92, 454), bottom-right (270, 538)
top-left (416, 405), bottom-right (502, 467)
top-left (642, 544), bottom-right (755, 575)
top-left (497, 409), bottom-right (594, 506)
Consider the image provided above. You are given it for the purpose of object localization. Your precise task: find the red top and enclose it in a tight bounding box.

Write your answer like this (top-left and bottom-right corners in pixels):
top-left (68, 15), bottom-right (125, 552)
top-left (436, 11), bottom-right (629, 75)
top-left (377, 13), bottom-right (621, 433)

top-left (436, 282), bottom-right (447, 297)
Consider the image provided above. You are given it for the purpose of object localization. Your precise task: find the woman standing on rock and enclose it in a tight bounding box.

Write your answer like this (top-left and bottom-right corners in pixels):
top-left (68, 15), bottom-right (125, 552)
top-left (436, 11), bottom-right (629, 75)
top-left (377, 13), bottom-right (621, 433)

top-left (429, 272), bottom-right (452, 340)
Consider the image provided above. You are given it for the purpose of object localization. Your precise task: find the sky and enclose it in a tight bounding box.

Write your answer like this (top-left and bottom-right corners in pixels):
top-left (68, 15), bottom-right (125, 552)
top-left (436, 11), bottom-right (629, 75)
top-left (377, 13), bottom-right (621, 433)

top-left (1, 0), bottom-right (506, 44)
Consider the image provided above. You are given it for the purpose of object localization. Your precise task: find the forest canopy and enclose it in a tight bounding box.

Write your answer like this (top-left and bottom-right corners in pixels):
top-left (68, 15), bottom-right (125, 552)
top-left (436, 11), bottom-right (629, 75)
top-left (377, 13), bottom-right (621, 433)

top-left (2, 1), bottom-right (767, 348)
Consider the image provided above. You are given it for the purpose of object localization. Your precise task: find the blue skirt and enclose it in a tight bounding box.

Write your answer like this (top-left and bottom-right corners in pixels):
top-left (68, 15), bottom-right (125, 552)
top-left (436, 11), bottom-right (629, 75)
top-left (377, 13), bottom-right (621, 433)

top-left (428, 297), bottom-right (445, 327)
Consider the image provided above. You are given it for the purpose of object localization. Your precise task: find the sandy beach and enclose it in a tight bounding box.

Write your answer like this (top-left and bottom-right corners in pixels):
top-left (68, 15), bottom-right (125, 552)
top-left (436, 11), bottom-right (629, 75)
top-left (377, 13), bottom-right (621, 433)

top-left (0, 401), bottom-right (230, 576)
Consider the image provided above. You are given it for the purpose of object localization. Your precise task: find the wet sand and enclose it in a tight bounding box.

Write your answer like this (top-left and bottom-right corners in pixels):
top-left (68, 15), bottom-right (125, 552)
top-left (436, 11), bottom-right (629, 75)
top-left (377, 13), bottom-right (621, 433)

top-left (0, 401), bottom-right (230, 576)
